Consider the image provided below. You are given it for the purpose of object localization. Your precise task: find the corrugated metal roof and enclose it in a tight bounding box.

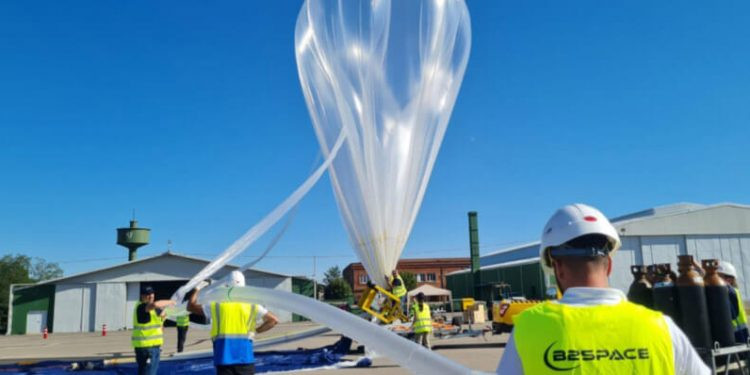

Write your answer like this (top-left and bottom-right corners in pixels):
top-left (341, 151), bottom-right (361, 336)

top-left (34, 251), bottom-right (291, 285)
top-left (451, 202), bottom-right (750, 275)
top-left (447, 257), bottom-right (541, 276)
top-left (609, 202), bottom-right (705, 222)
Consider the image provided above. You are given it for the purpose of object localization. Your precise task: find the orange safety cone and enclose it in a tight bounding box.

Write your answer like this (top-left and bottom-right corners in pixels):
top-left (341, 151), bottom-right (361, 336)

top-left (43, 327), bottom-right (48, 339)
top-left (102, 324), bottom-right (107, 336)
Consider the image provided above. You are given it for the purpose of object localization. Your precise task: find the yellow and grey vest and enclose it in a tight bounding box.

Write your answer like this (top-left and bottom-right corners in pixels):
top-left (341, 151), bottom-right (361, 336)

top-left (131, 302), bottom-right (164, 348)
top-left (513, 300), bottom-right (674, 374)
top-left (391, 275), bottom-right (407, 298)
top-left (733, 287), bottom-right (748, 331)
top-left (176, 314), bottom-right (190, 328)
top-left (412, 303), bottom-right (432, 334)
top-left (210, 302), bottom-right (258, 365)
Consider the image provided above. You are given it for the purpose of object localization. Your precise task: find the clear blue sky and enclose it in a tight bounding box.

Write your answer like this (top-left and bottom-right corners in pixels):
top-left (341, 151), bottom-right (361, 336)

top-left (1, 1), bottom-right (749, 280)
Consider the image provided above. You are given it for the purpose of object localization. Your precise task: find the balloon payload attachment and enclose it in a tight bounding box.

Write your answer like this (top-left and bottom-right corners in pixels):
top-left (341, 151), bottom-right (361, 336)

top-left (357, 283), bottom-right (408, 324)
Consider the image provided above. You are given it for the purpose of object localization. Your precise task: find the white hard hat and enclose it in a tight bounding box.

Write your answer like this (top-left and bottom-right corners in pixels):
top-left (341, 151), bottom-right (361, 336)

top-left (718, 261), bottom-right (737, 279)
top-left (228, 270), bottom-right (246, 287)
top-left (539, 203), bottom-right (621, 274)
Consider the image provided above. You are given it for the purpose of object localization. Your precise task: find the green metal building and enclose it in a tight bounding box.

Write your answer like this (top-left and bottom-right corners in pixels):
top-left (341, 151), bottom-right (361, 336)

top-left (8, 284), bottom-right (55, 335)
top-left (291, 277), bottom-right (315, 322)
top-left (446, 258), bottom-right (546, 305)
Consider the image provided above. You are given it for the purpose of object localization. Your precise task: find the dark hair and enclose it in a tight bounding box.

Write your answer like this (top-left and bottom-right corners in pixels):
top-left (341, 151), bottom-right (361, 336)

top-left (551, 234), bottom-right (612, 271)
top-left (416, 292), bottom-right (425, 312)
top-left (564, 234), bottom-right (612, 250)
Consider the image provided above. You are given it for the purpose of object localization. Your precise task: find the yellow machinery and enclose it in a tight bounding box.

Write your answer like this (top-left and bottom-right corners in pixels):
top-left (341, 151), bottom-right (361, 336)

top-left (492, 298), bottom-right (540, 333)
top-left (490, 283), bottom-right (543, 334)
top-left (461, 297), bottom-right (476, 311)
top-left (357, 284), bottom-right (409, 324)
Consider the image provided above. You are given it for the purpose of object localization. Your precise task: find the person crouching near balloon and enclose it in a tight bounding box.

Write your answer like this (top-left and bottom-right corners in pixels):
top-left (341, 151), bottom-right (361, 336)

top-left (411, 292), bottom-right (433, 349)
top-left (188, 271), bottom-right (278, 375)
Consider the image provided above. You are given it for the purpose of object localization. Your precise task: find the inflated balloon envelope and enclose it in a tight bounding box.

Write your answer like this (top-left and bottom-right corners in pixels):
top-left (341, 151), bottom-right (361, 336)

top-left (296, 0), bottom-right (471, 287)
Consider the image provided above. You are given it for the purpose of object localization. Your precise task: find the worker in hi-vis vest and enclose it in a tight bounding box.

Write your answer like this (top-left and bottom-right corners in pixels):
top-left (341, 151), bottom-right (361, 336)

top-left (496, 204), bottom-right (708, 374)
top-left (188, 271), bottom-right (278, 375)
top-left (717, 261), bottom-right (749, 344)
top-left (410, 292), bottom-right (432, 349)
top-left (389, 270), bottom-right (407, 314)
top-left (175, 310), bottom-right (190, 353)
top-left (132, 286), bottom-right (175, 375)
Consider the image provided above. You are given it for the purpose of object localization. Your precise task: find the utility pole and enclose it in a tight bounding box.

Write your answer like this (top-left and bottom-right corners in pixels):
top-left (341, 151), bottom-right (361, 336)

top-left (312, 255), bottom-right (317, 300)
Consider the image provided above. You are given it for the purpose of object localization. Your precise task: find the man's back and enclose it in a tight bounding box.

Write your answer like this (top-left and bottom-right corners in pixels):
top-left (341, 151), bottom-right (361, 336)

top-left (210, 301), bottom-right (258, 365)
top-left (514, 299), bottom-right (673, 374)
top-left (496, 288), bottom-right (709, 375)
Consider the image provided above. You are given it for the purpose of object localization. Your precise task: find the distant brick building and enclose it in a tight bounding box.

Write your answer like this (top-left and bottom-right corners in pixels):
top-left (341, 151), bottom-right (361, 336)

top-left (343, 258), bottom-right (470, 299)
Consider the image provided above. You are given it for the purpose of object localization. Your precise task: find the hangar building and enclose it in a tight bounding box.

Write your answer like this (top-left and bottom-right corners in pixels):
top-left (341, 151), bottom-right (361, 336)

top-left (447, 203), bottom-right (750, 305)
top-left (8, 252), bottom-right (313, 334)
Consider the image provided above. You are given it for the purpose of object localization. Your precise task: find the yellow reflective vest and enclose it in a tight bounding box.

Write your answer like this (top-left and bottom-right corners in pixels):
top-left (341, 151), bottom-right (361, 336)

top-left (411, 303), bottom-right (432, 334)
top-left (131, 302), bottom-right (164, 348)
top-left (176, 314), bottom-right (190, 327)
top-left (391, 275), bottom-right (407, 298)
top-left (733, 287), bottom-right (748, 331)
top-left (210, 302), bottom-right (258, 365)
top-left (513, 300), bottom-right (674, 374)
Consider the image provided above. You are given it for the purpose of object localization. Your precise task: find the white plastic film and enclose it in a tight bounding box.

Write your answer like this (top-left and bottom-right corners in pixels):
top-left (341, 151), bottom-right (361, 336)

top-left (172, 131), bottom-right (345, 302)
top-left (201, 286), bottom-right (477, 374)
top-left (296, 0), bottom-right (471, 286)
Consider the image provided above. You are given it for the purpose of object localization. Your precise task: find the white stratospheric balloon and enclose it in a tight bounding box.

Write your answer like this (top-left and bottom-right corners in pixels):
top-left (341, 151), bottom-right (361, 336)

top-left (295, 0), bottom-right (472, 286)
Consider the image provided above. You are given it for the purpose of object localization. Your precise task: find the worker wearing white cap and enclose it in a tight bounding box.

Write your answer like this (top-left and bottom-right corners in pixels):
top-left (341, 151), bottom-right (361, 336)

top-left (188, 271), bottom-right (278, 375)
top-left (496, 204), bottom-right (708, 374)
top-left (718, 261), bottom-right (749, 343)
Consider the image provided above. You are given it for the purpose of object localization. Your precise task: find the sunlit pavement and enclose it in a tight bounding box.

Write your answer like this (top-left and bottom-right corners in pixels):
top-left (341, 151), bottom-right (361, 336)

top-left (0, 322), bottom-right (506, 373)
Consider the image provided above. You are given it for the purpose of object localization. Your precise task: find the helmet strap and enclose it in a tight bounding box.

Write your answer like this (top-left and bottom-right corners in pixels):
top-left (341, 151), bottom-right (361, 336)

top-left (549, 247), bottom-right (609, 258)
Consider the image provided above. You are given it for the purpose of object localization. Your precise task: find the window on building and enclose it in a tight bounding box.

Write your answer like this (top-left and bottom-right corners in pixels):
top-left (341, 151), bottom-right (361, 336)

top-left (426, 273), bottom-right (436, 282)
top-left (358, 274), bottom-right (368, 285)
top-left (417, 273), bottom-right (426, 282)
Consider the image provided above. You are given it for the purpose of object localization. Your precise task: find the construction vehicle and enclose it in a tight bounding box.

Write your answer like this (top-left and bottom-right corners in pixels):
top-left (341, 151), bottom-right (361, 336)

top-left (491, 283), bottom-right (543, 334)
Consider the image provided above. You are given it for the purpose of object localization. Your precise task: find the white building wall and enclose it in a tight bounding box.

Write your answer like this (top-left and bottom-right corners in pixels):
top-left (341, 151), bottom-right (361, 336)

top-left (53, 284), bottom-right (95, 333)
top-left (44, 254), bottom-right (298, 328)
top-left (609, 237), bottom-right (642, 292)
top-left (686, 235), bottom-right (750, 301)
top-left (125, 282), bottom-right (140, 328)
top-left (640, 236), bottom-right (686, 266)
top-left (94, 283), bottom-right (127, 331)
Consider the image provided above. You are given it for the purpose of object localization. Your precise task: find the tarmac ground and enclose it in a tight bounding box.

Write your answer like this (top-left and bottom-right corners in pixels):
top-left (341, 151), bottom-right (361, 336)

top-left (0, 322), bottom-right (506, 374)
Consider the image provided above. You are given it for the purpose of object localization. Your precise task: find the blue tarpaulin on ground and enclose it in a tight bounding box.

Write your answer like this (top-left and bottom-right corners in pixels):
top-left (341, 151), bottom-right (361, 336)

top-left (0, 337), bottom-right (361, 374)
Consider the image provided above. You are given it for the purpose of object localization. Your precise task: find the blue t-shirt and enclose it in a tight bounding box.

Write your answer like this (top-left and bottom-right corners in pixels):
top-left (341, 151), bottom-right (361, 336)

top-left (213, 338), bottom-right (254, 365)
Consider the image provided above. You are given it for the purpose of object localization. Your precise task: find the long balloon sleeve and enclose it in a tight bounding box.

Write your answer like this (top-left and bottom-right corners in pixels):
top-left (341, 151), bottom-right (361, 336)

top-left (172, 131), bottom-right (345, 302)
top-left (201, 286), bottom-right (479, 374)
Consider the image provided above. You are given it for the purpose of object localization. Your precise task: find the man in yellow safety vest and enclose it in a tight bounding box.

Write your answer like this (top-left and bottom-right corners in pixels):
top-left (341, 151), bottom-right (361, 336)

top-left (132, 286), bottom-right (175, 375)
top-left (389, 270), bottom-right (407, 314)
top-left (410, 292), bottom-right (432, 349)
top-left (188, 271), bottom-right (278, 375)
top-left (496, 204), bottom-right (708, 374)
top-left (175, 313), bottom-right (190, 353)
top-left (718, 261), bottom-right (749, 344)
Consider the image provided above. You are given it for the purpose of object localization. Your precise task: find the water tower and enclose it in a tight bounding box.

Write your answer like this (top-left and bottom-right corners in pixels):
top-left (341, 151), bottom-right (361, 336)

top-left (117, 219), bottom-right (150, 261)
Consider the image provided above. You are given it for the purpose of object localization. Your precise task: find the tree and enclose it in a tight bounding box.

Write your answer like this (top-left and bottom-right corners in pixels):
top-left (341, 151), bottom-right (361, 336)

top-left (324, 278), bottom-right (353, 300)
top-left (30, 258), bottom-right (63, 282)
top-left (400, 271), bottom-right (417, 291)
top-left (323, 266), bottom-right (342, 285)
top-left (322, 266), bottom-right (352, 300)
top-left (0, 254), bottom-right (63, 333)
